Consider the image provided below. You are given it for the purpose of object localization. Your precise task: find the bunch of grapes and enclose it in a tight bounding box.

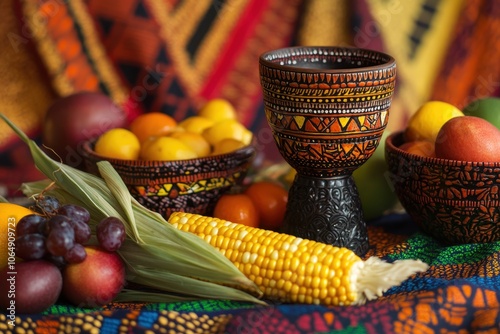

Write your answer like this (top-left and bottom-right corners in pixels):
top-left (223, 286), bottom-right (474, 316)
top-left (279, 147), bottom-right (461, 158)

top-left (15, 195), bottom-right (126, 266)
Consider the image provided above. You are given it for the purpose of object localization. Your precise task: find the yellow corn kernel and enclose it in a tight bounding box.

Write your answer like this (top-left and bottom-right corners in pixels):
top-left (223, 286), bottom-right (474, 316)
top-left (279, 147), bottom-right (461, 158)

top-left (168, 212), bottom-right (429, 306)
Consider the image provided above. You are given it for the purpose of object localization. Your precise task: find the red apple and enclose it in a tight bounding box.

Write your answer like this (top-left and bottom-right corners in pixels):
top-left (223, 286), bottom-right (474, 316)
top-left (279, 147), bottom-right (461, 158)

top-left (435, 116), bottom-right (500, 162)
top-left (62, 246), bottom-right (125, 307)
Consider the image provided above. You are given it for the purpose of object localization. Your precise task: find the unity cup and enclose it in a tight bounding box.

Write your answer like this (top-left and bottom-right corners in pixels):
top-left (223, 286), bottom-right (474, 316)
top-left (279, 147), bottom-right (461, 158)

top-left (259, 46), bottom-right (396, 256)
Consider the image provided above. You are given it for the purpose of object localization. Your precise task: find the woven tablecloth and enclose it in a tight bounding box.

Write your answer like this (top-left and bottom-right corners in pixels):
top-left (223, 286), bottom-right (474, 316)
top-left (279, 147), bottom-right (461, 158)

top-left (2, 214), bottom-right (499, 333)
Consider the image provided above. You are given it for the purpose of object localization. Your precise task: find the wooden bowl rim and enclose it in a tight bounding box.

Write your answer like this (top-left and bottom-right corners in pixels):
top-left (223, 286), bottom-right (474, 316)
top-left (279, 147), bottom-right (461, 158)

top-left (82, 138), bottom-right (256, 168)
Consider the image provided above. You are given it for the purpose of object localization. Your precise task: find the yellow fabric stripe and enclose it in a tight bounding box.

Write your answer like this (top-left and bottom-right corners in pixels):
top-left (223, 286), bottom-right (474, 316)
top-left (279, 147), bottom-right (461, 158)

top-left (67, 0), bottom-right (128, 105)
top-left (297, 0), bottom-right (353, 46)
top-left (148, 0), bottom-right (247, 94)
top-left (366, 0), bottom-right (465, 123)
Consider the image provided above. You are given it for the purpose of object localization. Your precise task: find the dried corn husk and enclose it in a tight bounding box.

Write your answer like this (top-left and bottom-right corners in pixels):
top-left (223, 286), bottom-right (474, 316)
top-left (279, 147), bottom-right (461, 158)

top-left (0, 113), bottom-right (264, 305)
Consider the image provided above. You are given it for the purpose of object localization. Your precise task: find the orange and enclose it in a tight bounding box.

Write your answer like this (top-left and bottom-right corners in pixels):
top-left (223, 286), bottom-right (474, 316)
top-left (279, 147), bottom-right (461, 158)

top-left (94, 128), bottom-right (141, 160)
top-left (0, 203), bottom-right (35, 268)
top-left (245, 181), bottom-right (288, 231)
top-left (212, 193), bottom-right (259, 227)
top-left (129, 112), bottom-right (177, 144)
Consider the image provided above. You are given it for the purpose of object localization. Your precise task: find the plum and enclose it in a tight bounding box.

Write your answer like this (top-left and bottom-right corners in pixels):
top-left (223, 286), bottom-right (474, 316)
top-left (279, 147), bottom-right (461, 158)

top-left (42, 91), bottom-right (127, 170)
top-left (0, 260), bottom-right (62, 314)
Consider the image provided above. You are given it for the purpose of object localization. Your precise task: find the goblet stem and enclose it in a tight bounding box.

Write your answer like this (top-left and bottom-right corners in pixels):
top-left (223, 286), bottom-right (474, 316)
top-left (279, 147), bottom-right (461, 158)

top-left (283, 174), bottom-right (369, 256)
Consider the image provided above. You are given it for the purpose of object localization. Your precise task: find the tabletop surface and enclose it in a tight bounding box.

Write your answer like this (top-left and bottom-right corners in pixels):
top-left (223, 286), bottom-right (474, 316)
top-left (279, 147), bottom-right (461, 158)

top-left (2, 213), bottom-right (500, 333)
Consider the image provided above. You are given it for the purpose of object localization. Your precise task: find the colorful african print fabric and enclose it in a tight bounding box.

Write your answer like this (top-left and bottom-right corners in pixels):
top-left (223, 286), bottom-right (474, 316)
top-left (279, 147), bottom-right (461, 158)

top-left (2, 215), bottom-right (500, 333)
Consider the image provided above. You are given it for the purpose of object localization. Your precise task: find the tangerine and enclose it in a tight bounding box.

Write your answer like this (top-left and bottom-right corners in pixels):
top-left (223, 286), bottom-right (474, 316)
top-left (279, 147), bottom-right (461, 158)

top-left (129, 112), bottom-right (177, 144)
top-left (245, 181), bottom-right (288, 231)
top-left (212, 193), bottom-right (259, 227)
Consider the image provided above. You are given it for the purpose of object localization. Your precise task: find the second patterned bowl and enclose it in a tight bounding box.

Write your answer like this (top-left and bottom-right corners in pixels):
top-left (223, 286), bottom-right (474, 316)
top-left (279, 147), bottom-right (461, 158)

top-left (386, 131), bottom-right (500, 245)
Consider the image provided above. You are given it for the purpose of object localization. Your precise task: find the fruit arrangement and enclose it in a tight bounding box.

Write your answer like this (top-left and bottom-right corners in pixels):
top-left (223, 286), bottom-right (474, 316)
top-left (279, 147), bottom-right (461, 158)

top-left (0, 196), bottom-right (127, 313)
top-left (94, 98), bottom-right (253, 161)
top-left (15, 195), bottom-right (126, 262)
top-left (0, 113), bottom-right (429, 314)
top-left (400, 97), bottom-right (500, 162)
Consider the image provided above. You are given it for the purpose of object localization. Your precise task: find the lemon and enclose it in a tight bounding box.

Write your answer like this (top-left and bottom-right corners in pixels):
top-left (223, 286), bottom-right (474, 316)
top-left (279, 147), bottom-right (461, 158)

top-left (139, 136), bottom-right (198, 160)
top-left (212, 138), bottom-right (246, 155)
top-left (170, 131), bottom-right (211, 157)
top-left (0, 203), bottom-right (34, 268)
top-left (198, 98), bottom-right (237, 122)
top-left (405, 101), bottom-right (464, 142)
top-left (178, 116), bottom-right (215, 134)
top-left (202, 119), bottom-right (253, 146)
top-left (94, 128), bottom-right (141, 160)
top-left (241, 127), bottom-right (253, 146)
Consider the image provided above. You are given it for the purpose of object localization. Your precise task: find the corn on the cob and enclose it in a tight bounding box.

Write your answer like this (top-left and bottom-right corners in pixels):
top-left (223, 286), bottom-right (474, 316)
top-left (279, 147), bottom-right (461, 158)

top-left (168, 212), bottom-right (429, 306)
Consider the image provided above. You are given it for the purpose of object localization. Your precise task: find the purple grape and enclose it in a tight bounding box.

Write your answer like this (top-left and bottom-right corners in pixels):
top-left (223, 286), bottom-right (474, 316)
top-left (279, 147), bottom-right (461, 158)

top-left (46, 221), bottom-right (75, 256)
top-left (58, 204), bottom-right (91, 224)
top-left (16, 214), bottom-right (47, 237)
top-left (33, 195), bottom-right (60, 215)
top-left (42, 214), bottom-right (73, 236)
top-left (46, 254), bottom-right (66, 269)
top-left (64, 244), bottom-right (87, 264)
top-left (96, 217), bottom-right (126, 252)
top-left (15, 234), bottom-right (47, 260)
top-left (70, 219), bottom-right (91, 244)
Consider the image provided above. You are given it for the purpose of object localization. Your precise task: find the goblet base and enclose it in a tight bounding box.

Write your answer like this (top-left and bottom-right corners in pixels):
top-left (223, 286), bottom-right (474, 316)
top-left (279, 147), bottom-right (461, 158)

top-left (283, 174), bottom-right (369, 256)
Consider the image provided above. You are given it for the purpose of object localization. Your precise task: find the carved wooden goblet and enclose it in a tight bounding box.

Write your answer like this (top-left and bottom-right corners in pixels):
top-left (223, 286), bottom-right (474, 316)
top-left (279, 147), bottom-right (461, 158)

top-left (259, 46), bottom-right (396, 256)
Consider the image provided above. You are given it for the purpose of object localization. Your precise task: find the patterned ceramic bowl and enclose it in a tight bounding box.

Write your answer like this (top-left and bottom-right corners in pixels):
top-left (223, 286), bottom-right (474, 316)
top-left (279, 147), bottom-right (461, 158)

top-left (386, 131), bottom-right (500, 245)
top-left (82, 139), bottom-right (255, 219)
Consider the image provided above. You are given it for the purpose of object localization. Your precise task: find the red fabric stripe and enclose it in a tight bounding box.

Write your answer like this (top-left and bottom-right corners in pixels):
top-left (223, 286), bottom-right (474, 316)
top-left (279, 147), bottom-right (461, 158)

top-left (200, 0), bottom-right (270, 98)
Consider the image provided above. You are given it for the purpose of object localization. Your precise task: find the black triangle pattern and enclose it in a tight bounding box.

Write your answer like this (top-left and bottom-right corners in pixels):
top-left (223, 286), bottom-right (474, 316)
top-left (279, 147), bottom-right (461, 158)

top-left (134, 1), bottom-right (150, 18)
top-left (118, 63), bottom-right (142, 86)
top-left (96, 18), bottom-right (114, 36)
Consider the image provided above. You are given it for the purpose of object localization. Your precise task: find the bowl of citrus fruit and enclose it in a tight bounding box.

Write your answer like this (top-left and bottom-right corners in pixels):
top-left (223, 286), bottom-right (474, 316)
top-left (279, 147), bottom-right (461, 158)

top-left (82, 99), bottom-right (256, 219)
top-left (386, 99), bottom-right (500, 245)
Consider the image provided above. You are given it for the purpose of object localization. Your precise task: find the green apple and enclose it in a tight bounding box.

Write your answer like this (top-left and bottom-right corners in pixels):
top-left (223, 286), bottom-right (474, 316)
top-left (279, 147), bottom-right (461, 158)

top-left (353, 131), bottom-right (398, 221)
top-left (462, 97), bottom-right (500, 130)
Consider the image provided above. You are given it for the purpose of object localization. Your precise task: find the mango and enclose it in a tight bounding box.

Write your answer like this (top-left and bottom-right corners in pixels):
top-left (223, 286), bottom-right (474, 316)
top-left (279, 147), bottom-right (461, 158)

top-left (435, 116), bottom-right (500, 162)
top-left (462, 97), bottom-right (500, 130)
top-left (353, 132), bottom-right (399, 221)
